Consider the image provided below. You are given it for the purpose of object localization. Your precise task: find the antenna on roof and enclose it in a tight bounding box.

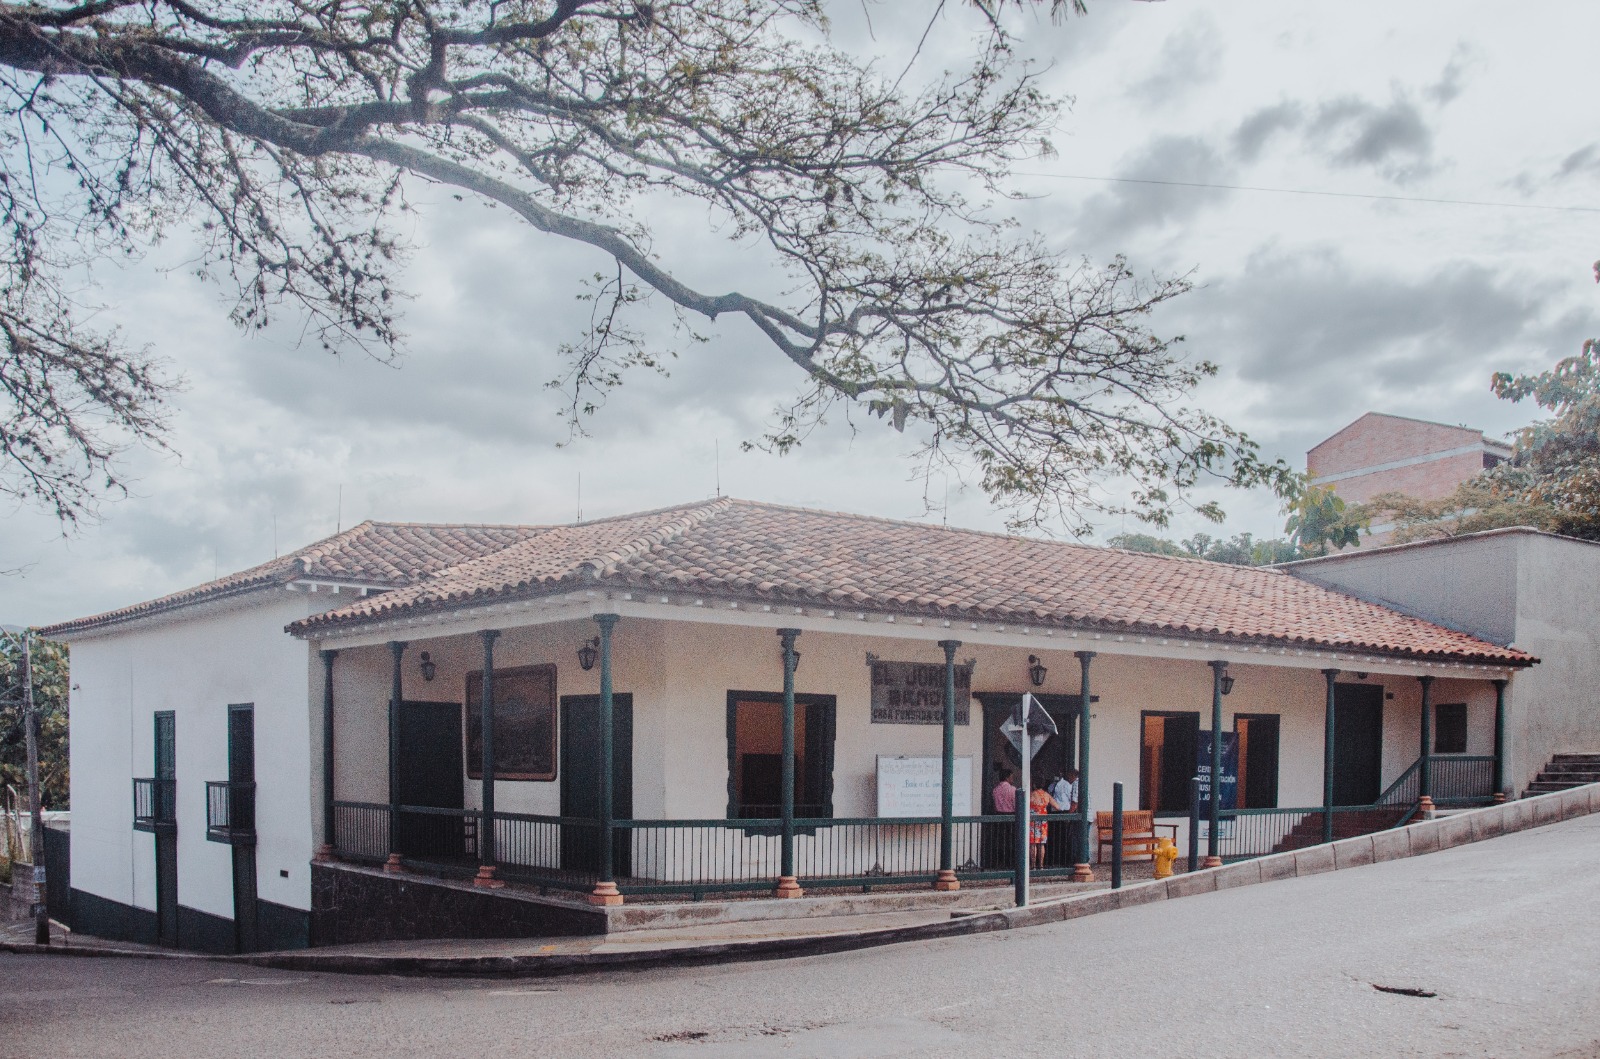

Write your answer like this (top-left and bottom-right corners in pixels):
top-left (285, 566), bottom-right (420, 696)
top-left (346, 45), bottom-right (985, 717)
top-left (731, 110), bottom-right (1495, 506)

top-left (577, 471), bottom-right (583, 524)
top-left (715, 439), bottom-right (721, 498)
top-left (943, 475), bottom-right (949, 528)
top-left (336, 484), bottom-right (343, 535)
top-left (273, 511), bottom-right (279, 558)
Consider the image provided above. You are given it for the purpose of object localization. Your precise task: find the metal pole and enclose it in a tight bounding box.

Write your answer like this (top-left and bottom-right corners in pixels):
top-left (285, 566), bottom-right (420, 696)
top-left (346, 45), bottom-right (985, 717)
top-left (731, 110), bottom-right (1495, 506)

top-left (1111, 781), bottom-right (1124, 890)
top-left (1419, 675), bottom-right (1434, 802)
top-left (1205, 660), bottom-right (1225, 868)
top-left (1015, 712), bottom-right (1029, 908)
top-left (1493, 678), bottom-right (1508, 801)
top-left (1073, 651), bottom-right (1095, 883)
top-left (384, 641), bottom-right (406, 871)
top-left (1187, 776), bottom-right (1201, 873)
top-left (318, 649), bottom-right (337, 860)
top-left (935, 639), bottom-right (960, 891)
top-left (21, 631), bottom-right (47, 945)
top-left (1322, 668), bottom-right (1339, 845)
top-left (477, 630), bottom-right (501, 884)
top-left (776, 628), bottom-right (802, 898)
top-left (594, 614), bottom-right (620, 902)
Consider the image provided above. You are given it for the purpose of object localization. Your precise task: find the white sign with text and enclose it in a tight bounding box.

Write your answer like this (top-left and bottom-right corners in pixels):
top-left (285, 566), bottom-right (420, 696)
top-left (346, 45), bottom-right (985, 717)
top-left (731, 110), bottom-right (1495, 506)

top-left (876, 755), bottom-right (973, 818)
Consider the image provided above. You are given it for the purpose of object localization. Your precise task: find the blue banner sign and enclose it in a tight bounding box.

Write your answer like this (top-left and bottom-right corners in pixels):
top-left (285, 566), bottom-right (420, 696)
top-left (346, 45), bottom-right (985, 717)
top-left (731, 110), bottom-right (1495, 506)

top-left (1196, 731), bottom-right (1239, 813)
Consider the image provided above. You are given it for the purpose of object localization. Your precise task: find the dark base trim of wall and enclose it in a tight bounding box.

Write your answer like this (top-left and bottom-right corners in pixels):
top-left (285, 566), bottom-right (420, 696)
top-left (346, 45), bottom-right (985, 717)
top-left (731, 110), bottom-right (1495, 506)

top-left (177, 904), bottom-right (236, 955)
top-left (65, 889), bottom-right (311, 954)
top-left (256, 899), bottom-right (311, 952)
top-left (68, 889), bottom-right (158, 947)
top-left (310, 863), bottom-right (605, 947)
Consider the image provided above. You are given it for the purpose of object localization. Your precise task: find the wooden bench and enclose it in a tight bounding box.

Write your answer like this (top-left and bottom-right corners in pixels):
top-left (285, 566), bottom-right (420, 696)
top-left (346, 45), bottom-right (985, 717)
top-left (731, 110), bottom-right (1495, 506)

top-left (1096, 810), bottom-right (1179, 862)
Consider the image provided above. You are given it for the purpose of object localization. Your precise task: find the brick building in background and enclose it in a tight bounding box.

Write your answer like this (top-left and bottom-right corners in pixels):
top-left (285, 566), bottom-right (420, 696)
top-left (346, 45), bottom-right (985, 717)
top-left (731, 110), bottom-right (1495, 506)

top-left (1308, 412), bottom-right (1513, 547)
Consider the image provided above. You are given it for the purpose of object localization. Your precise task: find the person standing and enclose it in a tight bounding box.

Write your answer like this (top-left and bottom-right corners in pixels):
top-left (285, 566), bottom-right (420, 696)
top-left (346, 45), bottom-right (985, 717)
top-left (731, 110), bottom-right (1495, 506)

top-left (991, 766), bottom-right (1018, 814)
top-left (988, 766), bottom-right (1019, 868)
top-left (1029, 778), bottom-right (1062, 868)
top-left (1049, 769), bottom-right (1081, 866)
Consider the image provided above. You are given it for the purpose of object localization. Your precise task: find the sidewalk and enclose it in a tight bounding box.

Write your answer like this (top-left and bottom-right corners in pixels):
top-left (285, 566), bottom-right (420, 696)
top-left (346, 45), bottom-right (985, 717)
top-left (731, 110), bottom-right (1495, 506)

top-left (5, 784), bottom-right (1595, 978)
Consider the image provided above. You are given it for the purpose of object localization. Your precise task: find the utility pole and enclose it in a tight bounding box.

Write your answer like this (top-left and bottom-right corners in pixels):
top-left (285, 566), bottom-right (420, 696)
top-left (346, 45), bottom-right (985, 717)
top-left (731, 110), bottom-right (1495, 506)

top-left (20, 629), bottom-right (48, 945)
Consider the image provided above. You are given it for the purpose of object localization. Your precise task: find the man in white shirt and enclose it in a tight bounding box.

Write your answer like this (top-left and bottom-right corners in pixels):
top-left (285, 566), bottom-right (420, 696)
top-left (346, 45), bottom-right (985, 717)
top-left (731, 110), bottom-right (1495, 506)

top-left (1049, 768), bottom-right (1079, 813)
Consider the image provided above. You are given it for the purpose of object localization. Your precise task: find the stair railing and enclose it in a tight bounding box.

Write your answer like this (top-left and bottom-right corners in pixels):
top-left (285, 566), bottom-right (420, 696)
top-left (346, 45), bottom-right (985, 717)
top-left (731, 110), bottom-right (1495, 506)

top-left (1376, 756), bottom-right (1424, 823)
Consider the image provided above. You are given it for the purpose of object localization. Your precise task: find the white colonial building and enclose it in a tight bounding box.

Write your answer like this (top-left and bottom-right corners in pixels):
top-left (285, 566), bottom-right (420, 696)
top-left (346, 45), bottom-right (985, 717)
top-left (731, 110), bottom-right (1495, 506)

top-left (44, 499), bottom-right (1539, 952)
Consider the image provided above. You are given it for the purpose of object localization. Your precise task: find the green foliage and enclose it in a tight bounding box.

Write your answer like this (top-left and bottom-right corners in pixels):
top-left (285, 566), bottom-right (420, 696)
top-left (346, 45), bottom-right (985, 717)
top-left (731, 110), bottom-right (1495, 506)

top-left (1281, 478), bottom-right (1366, 557)
top-left (1365, 479), bottom-right (1559, 544)
top-left (1107, 530), bottom-right (1300, 566)
top-left (1491, 347), bottom-right (1600, 539)
top-left (0, 635), bottom-right (69, 810)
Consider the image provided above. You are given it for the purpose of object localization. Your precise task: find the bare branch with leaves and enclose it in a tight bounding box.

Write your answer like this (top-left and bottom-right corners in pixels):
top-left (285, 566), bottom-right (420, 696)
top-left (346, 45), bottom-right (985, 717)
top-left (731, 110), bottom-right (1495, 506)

top-left (0, 1), bottom-right (1288, 532)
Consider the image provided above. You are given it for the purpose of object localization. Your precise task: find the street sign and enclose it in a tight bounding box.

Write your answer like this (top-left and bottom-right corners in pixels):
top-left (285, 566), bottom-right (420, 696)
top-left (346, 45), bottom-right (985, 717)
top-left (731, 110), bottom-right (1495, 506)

top-left (999, 693), bottom-right (1059, 761)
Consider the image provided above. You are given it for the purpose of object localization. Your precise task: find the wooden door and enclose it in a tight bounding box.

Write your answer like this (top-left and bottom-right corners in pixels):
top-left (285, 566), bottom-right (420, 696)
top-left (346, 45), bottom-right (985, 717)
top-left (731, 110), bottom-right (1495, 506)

top-left (226, 705), bottom-right (258, 954)
top-left (1333, 684), bottom-right (1384, 806)
top-left (395, 700), bottom-right (466, 860)
top-left (153, 712), bottom-right (178, 947)
top-left (559, 694), bottom-right (633, 875)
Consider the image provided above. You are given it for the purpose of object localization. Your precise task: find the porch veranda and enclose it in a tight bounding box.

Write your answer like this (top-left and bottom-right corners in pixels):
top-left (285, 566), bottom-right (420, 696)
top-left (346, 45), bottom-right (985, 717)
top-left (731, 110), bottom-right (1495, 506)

top-left (315, 611), bottom-right (1506, 906)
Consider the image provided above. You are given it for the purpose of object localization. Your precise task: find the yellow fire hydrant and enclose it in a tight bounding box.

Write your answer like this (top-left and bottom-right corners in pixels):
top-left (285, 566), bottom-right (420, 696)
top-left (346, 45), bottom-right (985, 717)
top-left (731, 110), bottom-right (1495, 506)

top-left (1152, 837), bottom-right (1180, 880)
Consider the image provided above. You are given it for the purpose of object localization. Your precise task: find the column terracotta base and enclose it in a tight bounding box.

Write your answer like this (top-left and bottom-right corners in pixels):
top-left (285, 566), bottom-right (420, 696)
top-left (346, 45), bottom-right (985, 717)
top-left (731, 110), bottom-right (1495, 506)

top-left (1417, 795), bottom-right (1437, 820)
top-left (587, 881), bottom-right (624, 906)
top-left (382, 853), bottom-right (404, 873)
top-left (1070, 862), bottom-right (1095, 883)
top-left (312, 843), bottom-right (337, 864)
top-left (1493, 792), bottom-right (1507, 804)
top-left (1201, 855), bottom-right (1224, 869)
top-left (773, 876), bottom-right (805, 899)
top-left (473, 865), bottom-right (506, 889)
top-left (932, 869), bottom-right (960, 892)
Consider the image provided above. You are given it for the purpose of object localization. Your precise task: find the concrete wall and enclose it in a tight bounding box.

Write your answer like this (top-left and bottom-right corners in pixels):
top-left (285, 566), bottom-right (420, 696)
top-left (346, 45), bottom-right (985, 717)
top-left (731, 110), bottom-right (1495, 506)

top-left (1285, 530), bottom-right (1600, 793)
top-left (65, 590), bottom-right (331, 928)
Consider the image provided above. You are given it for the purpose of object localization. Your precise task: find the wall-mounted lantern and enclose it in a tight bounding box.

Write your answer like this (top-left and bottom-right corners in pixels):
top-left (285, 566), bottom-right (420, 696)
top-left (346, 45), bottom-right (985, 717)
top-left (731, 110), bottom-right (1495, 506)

top-left (418, 651), bottom-right (437, 682)
top-left (577, 637), bottom-right (600, 672)
top-left (1218, 664), bottom-right (1235, 696)
top-left (1028, 655), bottom-right (1048, 688)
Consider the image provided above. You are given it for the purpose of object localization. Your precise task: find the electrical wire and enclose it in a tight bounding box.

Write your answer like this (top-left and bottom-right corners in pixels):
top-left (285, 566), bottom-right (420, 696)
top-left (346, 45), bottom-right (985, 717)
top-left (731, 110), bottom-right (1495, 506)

top-left (1013, 171), bottom-right (1600, 214)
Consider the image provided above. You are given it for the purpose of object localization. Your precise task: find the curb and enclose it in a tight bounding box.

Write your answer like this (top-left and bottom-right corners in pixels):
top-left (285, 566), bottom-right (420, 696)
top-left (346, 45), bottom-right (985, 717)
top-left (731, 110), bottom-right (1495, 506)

top-left (6, 782), bottom-right (1597, 978)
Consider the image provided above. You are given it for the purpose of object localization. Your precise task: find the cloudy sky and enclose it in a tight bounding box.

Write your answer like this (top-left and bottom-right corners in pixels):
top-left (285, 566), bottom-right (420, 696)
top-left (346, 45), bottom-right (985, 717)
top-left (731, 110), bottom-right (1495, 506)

top-left (6, 0), bottom-right (1598, 626)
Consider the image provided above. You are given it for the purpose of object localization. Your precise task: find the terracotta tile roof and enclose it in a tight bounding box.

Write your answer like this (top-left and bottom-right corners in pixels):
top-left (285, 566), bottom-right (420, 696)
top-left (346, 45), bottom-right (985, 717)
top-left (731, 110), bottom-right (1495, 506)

top-left (40, 521), bottom-right (548, 637)
top-left (289, 499), bottom-right (1534, 667)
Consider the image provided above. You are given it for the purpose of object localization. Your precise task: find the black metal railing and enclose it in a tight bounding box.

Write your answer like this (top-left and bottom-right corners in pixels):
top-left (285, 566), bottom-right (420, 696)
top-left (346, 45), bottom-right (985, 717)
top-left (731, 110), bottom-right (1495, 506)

top-left (1213, 805), bottom-right (1407, 859)
top-left (132, 777), bottom-right (176, 833)
top-left (1431, 755), bottom-right (1496, 806)
top-left (328, 807), bottom-right (1090, 896)
top-left (394, 805), bottom-right (481, 865)
top-left (332, 801), bottom-right (390, 862)
top-left (205, 780), bottom-right (256, 844)
top-left (1377, 757), bottom-right (1423, 807)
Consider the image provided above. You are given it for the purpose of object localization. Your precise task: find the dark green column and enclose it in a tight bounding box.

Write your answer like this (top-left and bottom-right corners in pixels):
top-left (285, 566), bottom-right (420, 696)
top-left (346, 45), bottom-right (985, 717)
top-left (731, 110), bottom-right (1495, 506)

top-left (936, 639), bottom-right (961, 890)
top-left (318, 649), bottom-right (337, 858)
top-left (776, 628), bottom-right (802, 896)
top-left (1205, 660), bottom-right (1226, 866)
top-left (589, 614), bottom-right (622, 904)
top-left (1419, 675), bottom-right (1435, 803)
top-left (385, 640), bottom-right (406, 869)
top-left (1322, 668), bottom-right (1339, 844)
top-left (1493, 678), bottom-right (1508, 801)
top-left (1073, 651), bottom-right (1095, 881)
top-left (478, 629), bottom-right (501, 880)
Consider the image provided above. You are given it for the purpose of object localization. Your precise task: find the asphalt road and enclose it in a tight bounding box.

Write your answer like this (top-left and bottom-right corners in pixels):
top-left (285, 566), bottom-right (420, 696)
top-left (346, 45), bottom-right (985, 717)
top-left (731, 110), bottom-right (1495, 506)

top-left (4, 814), bottom-right (1599, 1059)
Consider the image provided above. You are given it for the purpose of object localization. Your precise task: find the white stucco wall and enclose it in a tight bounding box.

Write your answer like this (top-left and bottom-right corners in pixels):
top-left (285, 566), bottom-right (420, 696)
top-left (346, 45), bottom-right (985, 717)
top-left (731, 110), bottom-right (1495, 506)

top-left (327, 614), bottom-right (1502, 875)
top-left (65, 589), bottom-right (329, 921)
top-left (1286, 529), bottom-right (1600, 792)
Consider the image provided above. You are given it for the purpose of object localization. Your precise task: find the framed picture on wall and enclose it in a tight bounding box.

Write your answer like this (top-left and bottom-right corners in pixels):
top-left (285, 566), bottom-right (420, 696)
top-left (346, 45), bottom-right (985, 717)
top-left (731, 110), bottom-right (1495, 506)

top-left (466, 663), bottom-right (557, 781)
